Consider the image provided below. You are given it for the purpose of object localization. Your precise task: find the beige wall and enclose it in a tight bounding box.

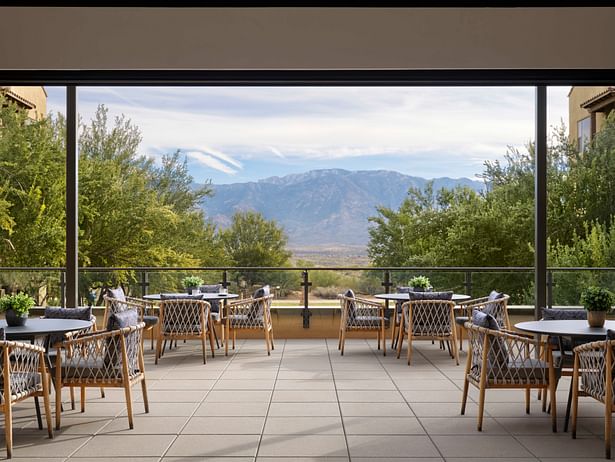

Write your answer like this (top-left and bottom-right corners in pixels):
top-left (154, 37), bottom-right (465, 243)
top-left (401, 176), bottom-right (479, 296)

top-left (1, 8), bottom-right (615, 70)
top-left (3, 86), bottom-right (47, 119)
top-left (569, 86), bottom-right (614, 144)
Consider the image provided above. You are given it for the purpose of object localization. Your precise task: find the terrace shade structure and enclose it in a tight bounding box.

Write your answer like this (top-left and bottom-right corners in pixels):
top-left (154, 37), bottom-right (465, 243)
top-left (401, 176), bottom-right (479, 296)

top-left (1, 6), bottom-right (615, 319)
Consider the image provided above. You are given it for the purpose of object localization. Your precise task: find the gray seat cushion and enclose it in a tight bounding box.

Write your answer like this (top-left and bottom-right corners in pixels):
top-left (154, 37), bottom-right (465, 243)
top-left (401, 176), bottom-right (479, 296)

top-left (45, 307), bottom-right (93, 346)
top-left (160, 293), bottom-right (204, 300)
top-left (408, 291), bottom-right (453, 301)
top-left (106, 308), bottom-right (139, 331)
top-left (142, 315), bottom-right (159, 328)
top-left (200, 284), bottom-right (222, 313)
top-left (347, 315), bottom-right (389, 328)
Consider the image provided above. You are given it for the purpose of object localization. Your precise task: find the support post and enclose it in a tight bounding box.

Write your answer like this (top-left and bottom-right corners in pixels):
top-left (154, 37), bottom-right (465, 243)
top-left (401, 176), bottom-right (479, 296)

top-left (535, 86), bottom-right (548, 320)
top-left (140, 271), bottom-right (149, 297)
top-left (464, 271), bottom-right (473, 297)
top-left (300, 270), bottom-right (311, 328)
top-left (65, 86), bottom-right (78, 308)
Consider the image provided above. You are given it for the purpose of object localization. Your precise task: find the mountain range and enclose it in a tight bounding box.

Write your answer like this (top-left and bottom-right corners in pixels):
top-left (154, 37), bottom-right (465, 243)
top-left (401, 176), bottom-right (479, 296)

top-left (200, 169), bottom-right (485, 248)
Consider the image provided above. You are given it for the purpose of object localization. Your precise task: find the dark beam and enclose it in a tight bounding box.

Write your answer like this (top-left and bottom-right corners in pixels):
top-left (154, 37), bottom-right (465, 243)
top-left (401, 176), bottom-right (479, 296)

top-left (1, 69), bottom-right (615, 87)
top-left (535, 86), bottom-right (547, 320)
top-left (65, 86), bottom-right (78, 308)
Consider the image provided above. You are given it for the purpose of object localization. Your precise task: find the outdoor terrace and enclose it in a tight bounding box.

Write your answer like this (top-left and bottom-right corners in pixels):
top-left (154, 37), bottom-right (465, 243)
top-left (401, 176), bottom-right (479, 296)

top-left (5, 337), bottom-right (612, 461)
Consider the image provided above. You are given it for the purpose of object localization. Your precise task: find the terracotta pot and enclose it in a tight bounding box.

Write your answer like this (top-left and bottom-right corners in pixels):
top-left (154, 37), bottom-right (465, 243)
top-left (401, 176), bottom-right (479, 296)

top-left (5, 309), bottom-right (28, 327)
top-left (587, 310), bottom-right (607, 328)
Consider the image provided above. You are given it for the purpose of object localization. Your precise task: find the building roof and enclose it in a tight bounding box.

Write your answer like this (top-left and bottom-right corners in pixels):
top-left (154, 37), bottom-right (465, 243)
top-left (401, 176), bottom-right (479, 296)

top-left (0, 86), bottom-right (36, 109)
top-left (581, 87), bottom-right (615, 111)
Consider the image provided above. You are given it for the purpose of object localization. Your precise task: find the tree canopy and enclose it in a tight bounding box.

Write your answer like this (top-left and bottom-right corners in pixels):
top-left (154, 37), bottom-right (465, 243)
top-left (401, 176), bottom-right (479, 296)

top-left (368, 115), bottom-right (615, 303)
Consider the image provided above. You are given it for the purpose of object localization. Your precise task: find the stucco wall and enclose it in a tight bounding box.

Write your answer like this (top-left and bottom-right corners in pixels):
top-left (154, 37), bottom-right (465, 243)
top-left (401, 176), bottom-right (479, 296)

top-left (1, 7), bottom-right (615, 71)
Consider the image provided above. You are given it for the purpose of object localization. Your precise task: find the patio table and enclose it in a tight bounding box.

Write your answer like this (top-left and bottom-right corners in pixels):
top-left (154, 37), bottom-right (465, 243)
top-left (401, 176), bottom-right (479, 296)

top-left (143, 293), bottom-right (239, 302)
top-left (515, 319), bottom-right (614, 432)
top-left (0, 317), bottom-right (93, 429)
top-left (374, 293), bottom-right (471, 303)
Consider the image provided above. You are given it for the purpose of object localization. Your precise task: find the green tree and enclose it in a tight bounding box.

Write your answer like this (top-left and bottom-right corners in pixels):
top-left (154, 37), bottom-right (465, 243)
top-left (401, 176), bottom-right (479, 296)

top-left (0, 96), bottom-right (66, 267)
top-left (220, 211), bottom-right (292, 287)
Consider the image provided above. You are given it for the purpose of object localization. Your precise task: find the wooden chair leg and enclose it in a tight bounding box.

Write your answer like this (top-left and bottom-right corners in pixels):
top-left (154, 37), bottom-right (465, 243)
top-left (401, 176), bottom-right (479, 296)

top-left (269, 329), bottom-right (275, 350)
top-left (40, 367), bottom-right (53, 439)
top-left (264, 327), bottom-right (271, 356)
top-left (201, 334), bottom-right (208, 364)
top-left (377, 329), bottom-right (381, 350)
top-left (123, 382), bottom-right (134, 430)
top-left (80, 386), bottom-right (86, 413)
top-left (525, 387), bottom-right (530, 414)
top-left (477, 382), bottom-right (486, 431)
top-left (5, 396), bottom-right (12, 459)
top-left (549, 366), bottom-right (558, 433)
top-left (232, 331), bottom-right (236, 350)
top-left (407, 330), bottom-right (413, 365)
top-left (225, 325), bottom-right (229, 356)
top-left (208, 327), bottom-right (216, 358)
top-left (70, 387), bottom-right (75, 410)
top-left (396, 325), bottom-right (404, 359)
top-left (340, 328), bottom-right (346, 356)
top-left (141, 378), bottom-right (149, 413)
top-left (461, 377), bottom-right (470, 415)
top-left (571, 357), bottom-right (580, 438)
top-left (155, 335), bottom-right (162, 365)
top-left (54, 378), bottom-right (62, 431)
top-left (606, 401), bottom-right (612, 459)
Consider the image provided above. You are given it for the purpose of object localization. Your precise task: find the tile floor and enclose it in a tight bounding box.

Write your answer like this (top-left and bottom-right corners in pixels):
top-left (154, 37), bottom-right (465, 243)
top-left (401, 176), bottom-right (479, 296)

top-left (4, 337), bottom-right (614, 461)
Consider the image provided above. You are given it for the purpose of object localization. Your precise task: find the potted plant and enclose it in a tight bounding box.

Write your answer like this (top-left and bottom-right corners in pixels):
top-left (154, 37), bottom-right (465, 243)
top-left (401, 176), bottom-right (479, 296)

top-left (181, 276), bottom-right (204, 295)
top-left (581, 286), bottom-right (614, 328)
top-left (0, 292), bottom-right (35, 327)
top-left (408, 275), bottom-right (432, 292)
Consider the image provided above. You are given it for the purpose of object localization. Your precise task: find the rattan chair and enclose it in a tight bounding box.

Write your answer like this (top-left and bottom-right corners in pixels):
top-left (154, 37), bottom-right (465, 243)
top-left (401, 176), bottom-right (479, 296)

top-left (390, 287), bottom-right (411, 349)
top-left (462, 316), bottom-right (557, 432)
top-left (104, 289), bottom-right (159, 350)
top-left (155, 298), bottom-right (214, 364)
top-left (456, 292), bottom-right (511, 350)
top-left (223, 287), bottom-right (274, 356)
top-left (337, 291), bottom-right (387, 356)
top-left (1, 340), bottom-right (53, 458)
top-left (54, 322), bottom-right (148, 431)
top-left (43, 306), bottom-right (101, 411)
top-left (396, 298), bottom-right (458, 365)
top-left (571, 338), bottom-right (615, 458)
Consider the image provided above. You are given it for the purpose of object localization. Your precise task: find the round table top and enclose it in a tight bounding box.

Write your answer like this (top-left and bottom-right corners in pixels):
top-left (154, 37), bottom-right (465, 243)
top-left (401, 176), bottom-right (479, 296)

top-left (143, 293), bottom-right (239, 301)
top-left (0, 318), bottom-right (93, 340)
top-left (374, 293), bottom-right (472, 303)
top-left (515, 319), bottom-right (615, 338)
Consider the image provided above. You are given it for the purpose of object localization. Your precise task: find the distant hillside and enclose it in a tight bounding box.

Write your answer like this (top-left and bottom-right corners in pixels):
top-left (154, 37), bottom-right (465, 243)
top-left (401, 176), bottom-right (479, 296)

top-left (200, 169), bottom-right (484, 247)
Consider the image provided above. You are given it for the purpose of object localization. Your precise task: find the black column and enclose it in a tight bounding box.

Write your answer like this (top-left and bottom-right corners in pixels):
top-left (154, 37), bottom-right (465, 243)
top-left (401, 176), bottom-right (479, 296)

top-left (535, 86), bottom-right (547, 320)
top-left (66, 86), bottom-right (78, 308)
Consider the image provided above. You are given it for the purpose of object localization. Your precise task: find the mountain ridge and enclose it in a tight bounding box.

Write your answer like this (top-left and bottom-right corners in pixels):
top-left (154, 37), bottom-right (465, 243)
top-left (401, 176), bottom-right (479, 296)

top-left (200, 169), bottom-right (484, 247)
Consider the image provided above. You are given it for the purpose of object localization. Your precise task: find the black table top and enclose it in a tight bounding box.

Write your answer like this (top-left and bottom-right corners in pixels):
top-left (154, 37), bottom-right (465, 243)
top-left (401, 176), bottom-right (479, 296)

top-left (0, 318), bottom-right (93, 340)
top-left (143, 293), bottom-right (239, 301)
top-left (374, 293), bottom-right (472, 303)
top-left (515, 319), bottom-right (615, 338)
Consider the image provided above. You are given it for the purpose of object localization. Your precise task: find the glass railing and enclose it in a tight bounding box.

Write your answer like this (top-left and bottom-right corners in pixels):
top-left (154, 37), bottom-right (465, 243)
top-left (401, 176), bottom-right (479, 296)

top-left (0, 266), bottom-right (609, 326)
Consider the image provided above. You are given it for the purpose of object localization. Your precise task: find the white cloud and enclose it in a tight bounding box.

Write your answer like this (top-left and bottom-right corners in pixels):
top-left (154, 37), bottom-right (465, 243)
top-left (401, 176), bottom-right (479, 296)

top-left (45, 86), bottom-right (572, 178)
top-left (185, 151), bottom-right (239, 175)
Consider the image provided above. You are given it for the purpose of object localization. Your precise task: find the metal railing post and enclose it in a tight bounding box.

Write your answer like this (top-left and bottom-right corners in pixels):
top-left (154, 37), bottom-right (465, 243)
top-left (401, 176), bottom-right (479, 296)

top-left (60, 270), bottom-right (66, 308)
top-left (140, 271), bottom-right (149, 298)
top-left (220, 269), bottom-right (229, 289)
top-left (382, 269), bottom-right (393, 317)
top-left (464, 271), bottom-right (473, 297)
top-left (300, 270), bottom-right (312, 328)
top-left (547, 270), bottom-right (553, 309)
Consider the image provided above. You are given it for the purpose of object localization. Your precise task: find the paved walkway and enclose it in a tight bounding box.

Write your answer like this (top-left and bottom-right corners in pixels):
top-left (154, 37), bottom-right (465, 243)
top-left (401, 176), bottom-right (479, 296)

top-left (4, 338), bottom-right (612, 461)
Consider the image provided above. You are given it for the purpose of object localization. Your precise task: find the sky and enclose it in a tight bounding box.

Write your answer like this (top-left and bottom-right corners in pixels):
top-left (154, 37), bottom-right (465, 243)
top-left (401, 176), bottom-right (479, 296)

top-left (45, 86), bottom-right (570, 185)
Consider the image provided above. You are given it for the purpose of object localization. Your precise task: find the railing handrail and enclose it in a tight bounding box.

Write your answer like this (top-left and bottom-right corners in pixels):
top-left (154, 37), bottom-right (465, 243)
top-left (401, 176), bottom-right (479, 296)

top-left (3, 265), bottom-right (615, 272)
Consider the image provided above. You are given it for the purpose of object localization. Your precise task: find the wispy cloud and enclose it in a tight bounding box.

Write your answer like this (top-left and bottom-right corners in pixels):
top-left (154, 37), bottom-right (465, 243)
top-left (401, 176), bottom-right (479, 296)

top-left (44, 85), bottom-right (571, 182)
top-left (186, 151), bottom-right (239, 175)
